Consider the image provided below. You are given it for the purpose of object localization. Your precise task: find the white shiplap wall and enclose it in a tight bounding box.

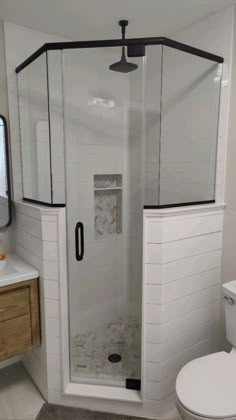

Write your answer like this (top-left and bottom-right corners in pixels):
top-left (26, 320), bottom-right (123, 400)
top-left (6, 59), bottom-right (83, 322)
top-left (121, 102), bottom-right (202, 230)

top-left (13, 201), bottom-right (223, 419)
top-left (14, 201), bottom-right (62, 401)
top-left (143, 206), bottom-right (223, 404)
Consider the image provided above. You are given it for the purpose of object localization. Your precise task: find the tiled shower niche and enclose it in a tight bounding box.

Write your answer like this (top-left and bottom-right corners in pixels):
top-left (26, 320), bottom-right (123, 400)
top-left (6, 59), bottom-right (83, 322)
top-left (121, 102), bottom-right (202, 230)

top-left (94, 174), bottom-right (122, 239)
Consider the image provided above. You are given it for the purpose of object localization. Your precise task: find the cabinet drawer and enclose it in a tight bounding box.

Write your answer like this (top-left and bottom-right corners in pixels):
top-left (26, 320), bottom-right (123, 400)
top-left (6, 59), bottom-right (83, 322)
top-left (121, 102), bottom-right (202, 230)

top-left (0, 287), bottom-right (30, 322)
top-left (0, 314), bottom-right (32, 360)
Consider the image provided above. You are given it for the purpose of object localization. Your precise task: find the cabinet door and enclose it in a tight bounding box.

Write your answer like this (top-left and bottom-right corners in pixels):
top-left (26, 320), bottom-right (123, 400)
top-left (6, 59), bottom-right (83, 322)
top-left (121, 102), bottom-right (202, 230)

top-left (0, 287), bottom-right (30, 322)
top-left (0, 314), bottom-right (32, 360)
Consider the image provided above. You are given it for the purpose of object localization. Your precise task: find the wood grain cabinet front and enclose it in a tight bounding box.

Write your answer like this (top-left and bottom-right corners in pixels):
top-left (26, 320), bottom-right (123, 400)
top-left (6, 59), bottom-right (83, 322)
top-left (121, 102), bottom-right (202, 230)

top-left (0, 278), bottom-right (40, 362)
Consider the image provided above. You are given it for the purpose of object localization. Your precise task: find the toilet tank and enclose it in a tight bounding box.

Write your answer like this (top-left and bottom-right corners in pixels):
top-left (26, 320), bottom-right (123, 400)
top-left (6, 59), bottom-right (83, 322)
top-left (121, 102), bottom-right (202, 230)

top-left (223, 281), bottom-right (236, 347)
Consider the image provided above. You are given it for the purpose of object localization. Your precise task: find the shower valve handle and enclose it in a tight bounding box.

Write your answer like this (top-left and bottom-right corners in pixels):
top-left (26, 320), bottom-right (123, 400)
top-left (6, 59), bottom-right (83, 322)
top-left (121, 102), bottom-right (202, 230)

top-left (75, 222), bottom-right (84, 261)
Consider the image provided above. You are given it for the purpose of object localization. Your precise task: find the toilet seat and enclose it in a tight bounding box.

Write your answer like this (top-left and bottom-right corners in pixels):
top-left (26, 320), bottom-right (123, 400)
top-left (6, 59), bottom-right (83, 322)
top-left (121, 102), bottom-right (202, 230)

top-left (176, 399), bottom-right (236, 420)
top-left (176, 351), bottom-right (236, 419)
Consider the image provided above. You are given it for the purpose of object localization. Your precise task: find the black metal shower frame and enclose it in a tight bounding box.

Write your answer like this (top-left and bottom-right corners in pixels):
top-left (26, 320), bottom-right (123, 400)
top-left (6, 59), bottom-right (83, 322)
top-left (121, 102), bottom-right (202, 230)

top-left (15, 36), bottom-right (223, 208)
top-left (15, 37), bottom-right (223, 73)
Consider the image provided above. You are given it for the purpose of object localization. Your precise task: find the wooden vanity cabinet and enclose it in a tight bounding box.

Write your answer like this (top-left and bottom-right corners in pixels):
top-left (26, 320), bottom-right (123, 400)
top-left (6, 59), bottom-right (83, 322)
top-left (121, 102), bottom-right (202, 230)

top-left (0, 278), bottom-right (40, 361)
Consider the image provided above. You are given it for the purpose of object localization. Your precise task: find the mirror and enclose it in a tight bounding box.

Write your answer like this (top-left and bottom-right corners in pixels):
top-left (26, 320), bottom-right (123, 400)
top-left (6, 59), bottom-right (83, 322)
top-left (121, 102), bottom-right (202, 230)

top-left (0, 116), bottom-right (12, 229)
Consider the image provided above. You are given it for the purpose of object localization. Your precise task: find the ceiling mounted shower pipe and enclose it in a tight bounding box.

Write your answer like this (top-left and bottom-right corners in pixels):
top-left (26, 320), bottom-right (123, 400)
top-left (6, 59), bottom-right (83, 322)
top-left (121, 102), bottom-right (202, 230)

top-left (109, 20), bottom-right (138, 73)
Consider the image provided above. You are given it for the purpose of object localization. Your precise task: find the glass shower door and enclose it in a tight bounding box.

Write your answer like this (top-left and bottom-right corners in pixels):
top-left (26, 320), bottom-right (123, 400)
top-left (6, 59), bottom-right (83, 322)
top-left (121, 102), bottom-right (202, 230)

top-left (62, 47), bottom-right (145, 386)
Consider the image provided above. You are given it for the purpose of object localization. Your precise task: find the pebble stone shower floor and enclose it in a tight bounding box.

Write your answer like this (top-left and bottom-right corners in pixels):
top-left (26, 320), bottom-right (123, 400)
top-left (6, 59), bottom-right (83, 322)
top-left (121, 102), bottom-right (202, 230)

top-left (71, 317), bottom-right (141, 383)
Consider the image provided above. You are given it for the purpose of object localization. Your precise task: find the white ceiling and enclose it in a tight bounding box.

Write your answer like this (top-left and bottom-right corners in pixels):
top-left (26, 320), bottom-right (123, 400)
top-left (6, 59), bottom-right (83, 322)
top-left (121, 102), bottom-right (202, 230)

top-left (0, 0), bottom-right (235, 40)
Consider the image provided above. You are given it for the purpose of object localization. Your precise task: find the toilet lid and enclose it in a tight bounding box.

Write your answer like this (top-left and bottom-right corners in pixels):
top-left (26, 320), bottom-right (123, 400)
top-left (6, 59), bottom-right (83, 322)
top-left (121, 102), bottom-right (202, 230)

top-left (176, 352), bottom-right (236, 419)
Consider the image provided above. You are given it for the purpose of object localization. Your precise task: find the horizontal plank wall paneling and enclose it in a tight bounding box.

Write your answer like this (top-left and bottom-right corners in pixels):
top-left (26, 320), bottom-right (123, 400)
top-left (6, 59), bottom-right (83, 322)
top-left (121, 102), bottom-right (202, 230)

top-left (146, 213), bottom-right (223, 243)
top-left (145, 268), bottom-right (221, 304)
top-left (13, 201), bottom-right (63, 401)
top-left (143, 205), bottom-right (224, 404)
top-left (145, 285), bottom-right (220, 324)
top-left (146, 232), bottom-right (222, 264)
top-left (145, 302), bottom-right (220, 343)
top-left (13, 202), bottom-right (223, 418)
top-left (146, 250), bottom-right (221, 284)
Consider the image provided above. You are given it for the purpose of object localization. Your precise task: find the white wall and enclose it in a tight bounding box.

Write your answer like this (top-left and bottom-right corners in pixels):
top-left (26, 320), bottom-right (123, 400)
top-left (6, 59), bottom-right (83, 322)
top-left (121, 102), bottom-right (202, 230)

top-left (0, 20), bottom-right (13, 250)
top-left (17, 53), bottom-right (51, 202)
top-left (143, 8), bottom-right (231, 208)
top-left (160, 51), bottom-right (221, 205)
top-left (173, 6), bottom-right (234, 352)
top-left (173, 7), bottom-right (233, 204)
top-left (0, 22), bottom-right (8, 118)
top-left (17, 48), bottom-right (65, 204)
top-left (4, 22), bottom-right (67, 201)
top-left (221, 6), bottom-right (236, 346)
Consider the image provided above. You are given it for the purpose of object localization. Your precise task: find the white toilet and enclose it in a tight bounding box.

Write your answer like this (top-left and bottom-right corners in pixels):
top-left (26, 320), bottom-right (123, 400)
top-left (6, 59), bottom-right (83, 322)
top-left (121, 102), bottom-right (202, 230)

top-left (176, 280), bottom-right (236, 420)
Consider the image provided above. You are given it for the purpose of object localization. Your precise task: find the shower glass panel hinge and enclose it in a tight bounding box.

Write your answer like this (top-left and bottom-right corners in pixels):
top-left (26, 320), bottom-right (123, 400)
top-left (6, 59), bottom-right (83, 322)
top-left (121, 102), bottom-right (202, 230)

top-left (125, 378), bottom-right (141, 390)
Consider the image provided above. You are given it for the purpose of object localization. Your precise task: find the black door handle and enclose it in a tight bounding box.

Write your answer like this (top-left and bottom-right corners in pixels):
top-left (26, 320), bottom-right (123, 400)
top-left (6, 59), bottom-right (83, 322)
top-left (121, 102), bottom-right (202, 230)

top-left (75, 222), bottom-right (84, 261)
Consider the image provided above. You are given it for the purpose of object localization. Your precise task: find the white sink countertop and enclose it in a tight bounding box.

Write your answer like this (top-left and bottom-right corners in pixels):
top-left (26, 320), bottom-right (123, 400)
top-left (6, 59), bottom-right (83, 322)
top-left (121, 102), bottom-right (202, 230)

top-left (0, 254), bottom-right (39, 287)
top-left (223, 280), bottom-right (236, 297)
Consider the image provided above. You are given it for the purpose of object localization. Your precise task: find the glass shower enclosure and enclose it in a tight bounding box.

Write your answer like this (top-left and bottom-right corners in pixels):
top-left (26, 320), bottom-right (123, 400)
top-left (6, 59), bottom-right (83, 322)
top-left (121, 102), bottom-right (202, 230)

top-left (16, 36), bottom-right (223, 389)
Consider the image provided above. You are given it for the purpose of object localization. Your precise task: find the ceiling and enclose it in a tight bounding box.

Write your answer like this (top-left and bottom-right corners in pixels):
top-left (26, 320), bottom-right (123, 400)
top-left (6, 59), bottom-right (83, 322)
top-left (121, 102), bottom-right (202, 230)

top-left (0, 0), bottom-right (235, 40)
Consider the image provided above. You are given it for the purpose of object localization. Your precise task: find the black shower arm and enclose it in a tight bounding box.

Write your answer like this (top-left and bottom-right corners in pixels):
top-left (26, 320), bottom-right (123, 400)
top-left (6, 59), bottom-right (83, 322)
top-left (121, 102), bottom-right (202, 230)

top-left (119, 19), bottom-right (128, 40)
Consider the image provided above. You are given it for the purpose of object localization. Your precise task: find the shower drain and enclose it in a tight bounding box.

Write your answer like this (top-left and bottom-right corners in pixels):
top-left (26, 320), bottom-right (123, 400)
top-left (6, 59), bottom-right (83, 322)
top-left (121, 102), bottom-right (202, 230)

top-left (108, 353), bottom-right (121, 363)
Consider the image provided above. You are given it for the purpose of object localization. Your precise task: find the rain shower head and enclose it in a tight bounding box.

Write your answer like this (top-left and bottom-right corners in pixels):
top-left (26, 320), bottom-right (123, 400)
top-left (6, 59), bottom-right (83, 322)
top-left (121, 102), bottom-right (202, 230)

top-left (109, 20), bottom-right (138, 73)
top-left (109, 47), bottom-right (138, 73)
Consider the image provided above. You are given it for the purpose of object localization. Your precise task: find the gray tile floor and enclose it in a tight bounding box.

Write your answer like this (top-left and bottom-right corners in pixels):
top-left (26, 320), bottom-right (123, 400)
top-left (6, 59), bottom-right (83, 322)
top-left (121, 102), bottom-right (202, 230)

top-left (0, 363), bottom-right (44, 420)
top-left (0, 362), bottom-right (182, 420)
top-left (36, 405), bottom-right (182, 420)
top-left (36, 404), bottom-right (147, 420)
top-left (71, 316), bottom-right (141, 383)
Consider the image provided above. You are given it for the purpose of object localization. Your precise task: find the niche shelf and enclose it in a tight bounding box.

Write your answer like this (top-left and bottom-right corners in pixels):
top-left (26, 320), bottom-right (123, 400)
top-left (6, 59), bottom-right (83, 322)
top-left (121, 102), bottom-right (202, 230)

top-left (94, 174), bottom-right (122, 239)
